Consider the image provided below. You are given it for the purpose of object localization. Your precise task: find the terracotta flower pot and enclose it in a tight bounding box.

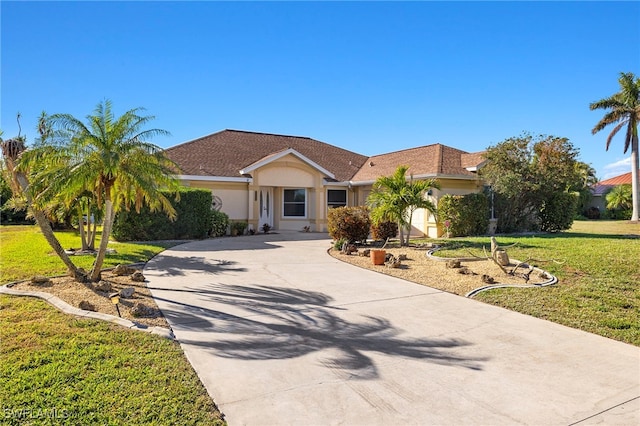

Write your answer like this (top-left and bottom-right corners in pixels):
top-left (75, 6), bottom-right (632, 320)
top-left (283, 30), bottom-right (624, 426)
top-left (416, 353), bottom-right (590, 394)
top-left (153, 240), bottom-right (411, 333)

top-left (371, 249), bottom-right (386, 265)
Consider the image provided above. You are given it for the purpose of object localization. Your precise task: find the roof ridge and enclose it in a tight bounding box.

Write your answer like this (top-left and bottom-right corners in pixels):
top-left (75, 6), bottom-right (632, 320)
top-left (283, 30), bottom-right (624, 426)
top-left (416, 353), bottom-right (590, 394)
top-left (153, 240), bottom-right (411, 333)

top-left (224, 129), bottom-right (312, 140)
top-left (369, 142), bottom-right (451, 157)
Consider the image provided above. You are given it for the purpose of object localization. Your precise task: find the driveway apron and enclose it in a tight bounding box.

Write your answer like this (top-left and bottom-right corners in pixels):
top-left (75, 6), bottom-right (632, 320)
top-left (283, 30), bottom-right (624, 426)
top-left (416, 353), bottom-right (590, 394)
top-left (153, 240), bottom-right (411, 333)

top-left (145, 233), bottom-right (640, 425)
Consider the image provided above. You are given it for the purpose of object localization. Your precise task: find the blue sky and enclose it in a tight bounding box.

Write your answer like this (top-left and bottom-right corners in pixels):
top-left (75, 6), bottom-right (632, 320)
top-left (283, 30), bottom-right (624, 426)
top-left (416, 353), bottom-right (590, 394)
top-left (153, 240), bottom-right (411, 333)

top-left (2, 1), bottom-right (639, 179)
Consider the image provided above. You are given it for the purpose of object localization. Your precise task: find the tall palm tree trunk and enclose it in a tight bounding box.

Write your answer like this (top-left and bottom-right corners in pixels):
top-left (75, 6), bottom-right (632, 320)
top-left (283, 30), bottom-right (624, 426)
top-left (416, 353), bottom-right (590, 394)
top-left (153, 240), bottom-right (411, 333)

top-left (15, 173), bottom-right (83, 281)
top-left (90, 199), bottom-right (115, 281)
top-left (631, 136), bottom-right (639, 222)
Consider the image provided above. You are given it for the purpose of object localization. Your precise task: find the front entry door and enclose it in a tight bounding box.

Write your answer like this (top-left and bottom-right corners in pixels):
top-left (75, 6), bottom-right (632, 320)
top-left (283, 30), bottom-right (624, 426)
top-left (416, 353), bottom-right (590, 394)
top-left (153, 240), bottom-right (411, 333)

top-left (259, 187), bottom-right (274, 229)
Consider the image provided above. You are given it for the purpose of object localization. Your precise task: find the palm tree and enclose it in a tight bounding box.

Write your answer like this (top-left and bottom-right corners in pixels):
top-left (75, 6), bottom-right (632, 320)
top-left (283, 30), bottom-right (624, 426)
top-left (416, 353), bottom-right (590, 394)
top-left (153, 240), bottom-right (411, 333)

top-left (1, 121), bottom-right (84, 280)
top-left (590, 72), bottom-right (640, 221)
top-left (606, 184), bottom-right (632, 211)
top-left (34, 100), bottom-right (180, 281)
top-left (367, 165), bottom-right (439, 246)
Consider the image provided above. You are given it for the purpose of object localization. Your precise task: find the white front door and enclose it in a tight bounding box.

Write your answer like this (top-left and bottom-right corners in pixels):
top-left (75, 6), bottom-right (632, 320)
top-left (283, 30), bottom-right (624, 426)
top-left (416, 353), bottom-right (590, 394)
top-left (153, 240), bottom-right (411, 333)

top-left (259, 187), bottom-right (274, 229)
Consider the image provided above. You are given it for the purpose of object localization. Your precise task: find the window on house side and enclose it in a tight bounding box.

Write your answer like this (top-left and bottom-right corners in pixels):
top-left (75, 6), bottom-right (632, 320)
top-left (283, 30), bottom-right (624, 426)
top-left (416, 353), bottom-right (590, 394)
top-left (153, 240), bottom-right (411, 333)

top-left (327, 189), bottom-right (347, 209)
top-left (283, 189), bottom-right (306, 217)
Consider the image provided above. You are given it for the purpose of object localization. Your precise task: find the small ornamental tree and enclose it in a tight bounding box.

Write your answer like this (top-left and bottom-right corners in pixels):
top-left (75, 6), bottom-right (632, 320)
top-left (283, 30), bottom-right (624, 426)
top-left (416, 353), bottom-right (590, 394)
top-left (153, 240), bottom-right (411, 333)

top-left (480, 134), bottom-right (584, 233)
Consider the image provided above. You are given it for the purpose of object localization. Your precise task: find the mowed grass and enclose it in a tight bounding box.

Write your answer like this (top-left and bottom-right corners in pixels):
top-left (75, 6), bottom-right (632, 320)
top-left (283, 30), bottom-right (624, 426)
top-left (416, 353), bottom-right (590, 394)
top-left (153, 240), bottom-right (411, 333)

top-left (0, 225), bottom-right (181, 283)
top-left (0, 225), bottom-right (224, 424)
top-left (433, 220), bottom-right (640, 346)
top-left (0, 296), bottom-right (224, 425)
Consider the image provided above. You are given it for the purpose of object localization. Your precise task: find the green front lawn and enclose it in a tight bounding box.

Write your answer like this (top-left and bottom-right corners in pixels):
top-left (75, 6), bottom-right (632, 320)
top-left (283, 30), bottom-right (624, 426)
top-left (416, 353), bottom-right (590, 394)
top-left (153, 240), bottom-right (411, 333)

top-left (0, 295), bottom-right (224, 425)
top-left (0, 225), bottom-right (224, 424)
top-left (433, 220), bottom-right (640, 346)
top-left (0, 225), bottom-right (180, 283)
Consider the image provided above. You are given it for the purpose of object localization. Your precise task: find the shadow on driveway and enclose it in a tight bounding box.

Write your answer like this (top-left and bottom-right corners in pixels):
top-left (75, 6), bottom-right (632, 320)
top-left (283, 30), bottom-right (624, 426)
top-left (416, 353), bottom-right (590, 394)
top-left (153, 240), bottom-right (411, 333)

top-left (156, 283), bottom-right (488, 379)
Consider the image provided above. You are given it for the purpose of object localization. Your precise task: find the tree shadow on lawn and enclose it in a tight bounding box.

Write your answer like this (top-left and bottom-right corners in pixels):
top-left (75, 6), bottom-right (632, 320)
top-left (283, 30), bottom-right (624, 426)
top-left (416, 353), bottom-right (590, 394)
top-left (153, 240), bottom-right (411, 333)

top-left (157, 283), bottom-right (487, 380)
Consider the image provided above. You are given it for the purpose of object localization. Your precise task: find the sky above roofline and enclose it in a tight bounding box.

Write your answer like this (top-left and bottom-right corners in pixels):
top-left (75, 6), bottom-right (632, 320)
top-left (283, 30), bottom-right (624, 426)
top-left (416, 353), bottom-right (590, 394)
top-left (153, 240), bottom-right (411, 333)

top-left (2, 1), bottom-right (639, 181)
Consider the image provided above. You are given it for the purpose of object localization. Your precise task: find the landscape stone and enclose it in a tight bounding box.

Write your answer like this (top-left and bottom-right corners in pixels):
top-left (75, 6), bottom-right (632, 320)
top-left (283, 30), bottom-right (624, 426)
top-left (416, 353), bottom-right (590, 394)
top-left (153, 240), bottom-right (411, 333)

top-left (95, 280), bottom-right (112, 292)
top-left (131, 302), bottom-right (155, 318)
top-left (30, 275), bottom-right (51, 285)
top-left (113, 264), bottom-right (136, 276)
top-left (120, 287), bottom-right (135, 298)
top-left (131, 271), bottom-right (146, 282)
top-left (79, 300), bottom-right (96, 311)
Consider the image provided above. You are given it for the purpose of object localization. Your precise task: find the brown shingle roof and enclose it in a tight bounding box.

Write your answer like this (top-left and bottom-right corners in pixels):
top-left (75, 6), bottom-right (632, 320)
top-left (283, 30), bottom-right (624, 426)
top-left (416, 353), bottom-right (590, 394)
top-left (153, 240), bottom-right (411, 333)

top-left (166, 130), bottom-right (368, 182)
top-left (592, 171), bottom-right (638, 196)
top-left (350, 144), bottom-right (485, 182)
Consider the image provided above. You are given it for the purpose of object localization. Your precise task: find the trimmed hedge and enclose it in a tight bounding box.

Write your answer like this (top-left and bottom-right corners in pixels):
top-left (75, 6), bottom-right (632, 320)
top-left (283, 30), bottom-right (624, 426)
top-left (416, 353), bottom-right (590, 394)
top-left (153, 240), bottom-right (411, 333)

top-left (113, 189), bottom-right (212, 241)
top-left (438, 193), bottom-right (489, 237)
top-left (327, 206), bottom-right (371, 243)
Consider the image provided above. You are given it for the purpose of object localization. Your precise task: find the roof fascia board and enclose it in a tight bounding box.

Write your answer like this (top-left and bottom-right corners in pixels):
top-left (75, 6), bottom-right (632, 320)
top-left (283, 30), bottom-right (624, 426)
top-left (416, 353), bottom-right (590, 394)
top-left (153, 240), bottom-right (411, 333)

top-left (349, 173), bottom-right (481, 187)
top-left (239, 148), bottom-right (336, 179)
top-left (177, 175), bottom-right (253, 183)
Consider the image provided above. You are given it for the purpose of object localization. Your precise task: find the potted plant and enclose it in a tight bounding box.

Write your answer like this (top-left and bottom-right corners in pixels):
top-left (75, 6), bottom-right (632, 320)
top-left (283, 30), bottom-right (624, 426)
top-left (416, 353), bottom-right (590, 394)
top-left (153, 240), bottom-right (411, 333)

top-left (370, 249), bottom-right (386, 265)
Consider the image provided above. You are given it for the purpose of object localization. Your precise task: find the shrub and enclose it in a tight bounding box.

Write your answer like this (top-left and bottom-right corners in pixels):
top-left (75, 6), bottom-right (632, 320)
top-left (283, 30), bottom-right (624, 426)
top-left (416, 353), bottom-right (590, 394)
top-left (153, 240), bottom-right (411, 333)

top-left (370, 220), bottom-right (398, 241)
top-left (327, 206), bottom-right (371, 243)
top-left (538, 191), bottom-right (578, 232)
top-left (438, 193), bottom-right (489, 237)
top-left (333, 238), bottom-right (347, 251)
top-left (209, 210), bottom-right (229, 237)
top-left (113, 189), bottom-right (212, 241)
top-left (231, 221), bottom-right (248, 236)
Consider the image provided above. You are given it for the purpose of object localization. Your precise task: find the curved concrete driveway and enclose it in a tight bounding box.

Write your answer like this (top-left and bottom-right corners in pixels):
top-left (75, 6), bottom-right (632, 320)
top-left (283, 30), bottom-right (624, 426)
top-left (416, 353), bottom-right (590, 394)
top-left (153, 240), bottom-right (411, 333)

top-left (145, 232), bottom-right (639, 425)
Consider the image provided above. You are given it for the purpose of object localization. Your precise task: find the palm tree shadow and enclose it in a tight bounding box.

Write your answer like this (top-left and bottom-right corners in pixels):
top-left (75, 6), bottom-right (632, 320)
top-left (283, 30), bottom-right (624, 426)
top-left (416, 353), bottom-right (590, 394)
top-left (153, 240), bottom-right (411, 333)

top-left (147, 255), bottom-right (247, 277)
top-left (165, 284), bottom-right (487, 379)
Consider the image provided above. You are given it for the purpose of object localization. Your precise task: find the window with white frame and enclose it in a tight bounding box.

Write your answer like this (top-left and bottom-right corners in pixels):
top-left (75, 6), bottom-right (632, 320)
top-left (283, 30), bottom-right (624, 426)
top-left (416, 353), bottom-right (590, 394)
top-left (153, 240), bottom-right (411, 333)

top-left (327, 189), bottom-right (347, 209)
top-left (283, 188), bottom-right (306, 217)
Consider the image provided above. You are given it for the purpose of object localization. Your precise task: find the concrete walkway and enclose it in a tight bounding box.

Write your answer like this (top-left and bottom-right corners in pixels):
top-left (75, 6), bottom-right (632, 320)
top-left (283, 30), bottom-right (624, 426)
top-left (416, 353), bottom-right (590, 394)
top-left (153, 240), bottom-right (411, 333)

top-left (145, 232), bottom-right (640, 425)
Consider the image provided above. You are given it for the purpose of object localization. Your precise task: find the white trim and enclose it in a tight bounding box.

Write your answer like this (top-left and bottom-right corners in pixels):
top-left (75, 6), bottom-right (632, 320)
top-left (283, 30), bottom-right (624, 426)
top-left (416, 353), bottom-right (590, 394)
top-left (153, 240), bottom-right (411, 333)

top-left (240, 148), bottom-right (336, 179)
top-left (176, 174), bottom-right (253, 183)
top-left (348, 173), bottom-right (480, 186)
top-left (322, 179), bottom-right (351, 186)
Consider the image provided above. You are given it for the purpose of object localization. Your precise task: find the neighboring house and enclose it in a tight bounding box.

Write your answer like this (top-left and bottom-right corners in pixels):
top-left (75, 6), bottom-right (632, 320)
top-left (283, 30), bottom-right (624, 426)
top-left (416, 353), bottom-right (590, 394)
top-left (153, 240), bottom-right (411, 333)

top-left (590, 171), bottom-right (638, 212)
top-left (166, 129), bottom-right (486, 237)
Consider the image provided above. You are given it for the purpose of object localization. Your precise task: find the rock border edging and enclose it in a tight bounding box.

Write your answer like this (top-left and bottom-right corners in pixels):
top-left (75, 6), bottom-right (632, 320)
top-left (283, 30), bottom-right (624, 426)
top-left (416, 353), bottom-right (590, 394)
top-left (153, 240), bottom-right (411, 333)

top-left (0, 283), bottom-right (175, 340)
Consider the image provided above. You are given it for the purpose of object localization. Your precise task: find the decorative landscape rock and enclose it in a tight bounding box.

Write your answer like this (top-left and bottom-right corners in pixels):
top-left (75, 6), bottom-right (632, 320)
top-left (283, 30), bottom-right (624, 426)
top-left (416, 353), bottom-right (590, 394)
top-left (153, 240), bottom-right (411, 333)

top-left (397, 254), bottom-right (408, 261)
top-left (457, 267), bottom-right (476, 275)
top-left (385, 255), bottom-right (402, 268)
top-left (95, 280), bottom-right (112, 292)
top-left (481, 274), bottom-right (495, 284)
top-left (113, 264), bottom-right (136, 276)
top-left (359, 249), bottom-right (371, 257)
top-left (446, 259), bottom-right (461, 269)
top-left (131, 271), bottom-right (146, 282)
top-left (30, 275), bottom-right (51, 286)
top-left (79, 300), bottom-right (96, 311)
top-left (119, 287), bottom-right (135, 298)
top-left (130, 302), bottom-right (155, 318)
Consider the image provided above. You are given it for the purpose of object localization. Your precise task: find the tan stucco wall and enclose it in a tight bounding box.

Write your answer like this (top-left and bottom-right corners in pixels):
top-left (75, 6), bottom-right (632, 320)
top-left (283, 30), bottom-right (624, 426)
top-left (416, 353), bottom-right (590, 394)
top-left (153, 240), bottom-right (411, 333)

top-left (352, 177), bottom-right (483, 239)
top-left (180, 180), bottom-right (249, 221)
top-left (177, 154), bottom-right (327, 232)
